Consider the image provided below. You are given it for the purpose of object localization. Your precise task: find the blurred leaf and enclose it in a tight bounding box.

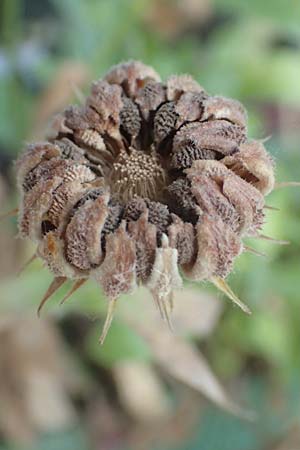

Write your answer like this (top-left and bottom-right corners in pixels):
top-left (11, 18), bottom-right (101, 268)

top-left (117, 286), bottom-right (223, 338)
top-left (113, 360), bottom-right (171, 421)
top-left (214, 0), bottom-right (300, 25)
top-left (0, 316), bottom-right (76, 445)
top-left (85, 320), bottom-right (152, 369)
top-left (135, 323), bottom-right (253, 419)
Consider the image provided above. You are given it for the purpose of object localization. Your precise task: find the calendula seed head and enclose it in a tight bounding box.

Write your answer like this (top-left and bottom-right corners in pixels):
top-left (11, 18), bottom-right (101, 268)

top-left (16, 60), bottom-right (276, 340)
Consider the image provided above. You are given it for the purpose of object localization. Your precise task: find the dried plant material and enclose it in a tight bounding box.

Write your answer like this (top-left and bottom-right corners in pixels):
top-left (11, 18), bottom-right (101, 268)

top-left (186, 160), bottom-right (265, 236)
top-left (37, 277), bottom-right (67, 317)
top-left (47, 181), bottom-right (91, 230)
top-left (147, 234), bottom-right (182, 329)
top-left (256, 234), bottom-right (290, 245)
top-left (223, 141), bottom-right (275, 195)
top-left (210, 276), bottom-right (251, 314)
top-left (60, 279), bottom-right (87, 305)
top-left (154, 92), bottom-right (207, 146)
top-left (19, 177), bottom-right (63, 240)
top-left (121, 286), bottom-right (222, 338)
top-left (136, 322), bottom-right (253, 419)
top-left (85, 395), bottom-right (128, 450)
top-left (135, 80), bottom-right (166, 120)
top-left (65, 193), bottom-right (109, 270)
top-left (77, 128), bottom-right (107, 152)
top-left (171, 120), bottom-right (246, 169)
top-left (201, 96), bottom-right (248, 129)
top-left (166, 74), bottom-right (205, 101)
top-left (127, 211), bottom-right (157, 282)
top-left (38, 230), bottom-right (83, 278)
top-left (110, 148), bottom-right (166, 202)
top-left (104, 60), bottom-right (160, 97)
top-left (16, 142), bottom-right (61, 189)
top-left (85, 80), bottom-right (124, 139)
top-left (0, 316), bottom-right (76, 444)
top-left (167, 215), bottom-right (197, 265)
top-left (275, 181), bottom-right (300, 189)
top-left (16, 60), bottom-right (277, 340)
top-left (93, 222), bottom-right (136, 300)
top-left (153, 101), bottom-right (179, 145)
top-left (182, 216), bottom-right (242, 281)
top-left (120, 96), bottom-right (142, 139)
top-left (243, 245), bottom-right (266, 258)
top-left (113, 361), bottom-right (171, 422)
top-left (170, 288), bottom-right (223, 336)
top-left (264, 204), bottom-right (280, 211)
top-left (99, 298), bottom-right (118, 344)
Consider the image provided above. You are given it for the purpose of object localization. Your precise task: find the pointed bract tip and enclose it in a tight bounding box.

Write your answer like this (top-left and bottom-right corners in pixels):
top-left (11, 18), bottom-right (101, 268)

top-left (244, 245), bottom-right (267, 258)
top-left (60, 279), bottom-right (86, 305)
top-left (162, 294), bottom-right (174, 332)
top-left (258, 234), bottom-right (290, 246)
top-left (152, 293), bottom-right (174, 331)
top-left (211, 276), bottom-right (252, 315)
top-left (264, 205), bottom-right (280, 211)
top-left (275, 181), bottom-right (300, 189)
top-left (37, 277), bottom-right (67, 317)
top-left (99, 298), bottom-right (117, 345)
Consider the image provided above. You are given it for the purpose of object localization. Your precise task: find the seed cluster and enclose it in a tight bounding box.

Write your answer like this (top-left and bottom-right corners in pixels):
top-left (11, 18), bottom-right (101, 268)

top-left (111, 148), bottom-right (166, 202)
top-left (16, 60), bottom-right (275, 341)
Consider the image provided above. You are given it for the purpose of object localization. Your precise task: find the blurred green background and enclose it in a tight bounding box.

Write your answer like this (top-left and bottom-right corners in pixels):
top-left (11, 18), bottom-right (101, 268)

top-left (1, 1), bottom-right (300, 449)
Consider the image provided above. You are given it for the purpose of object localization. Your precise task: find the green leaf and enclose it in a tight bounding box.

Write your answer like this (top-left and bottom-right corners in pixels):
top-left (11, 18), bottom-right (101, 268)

top-left (85, 320), bottom-right (152, 368)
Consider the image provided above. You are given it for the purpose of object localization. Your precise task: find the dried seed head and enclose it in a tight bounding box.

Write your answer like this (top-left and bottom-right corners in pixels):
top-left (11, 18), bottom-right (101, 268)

top-left (16, 60), bottom-right (276, 341)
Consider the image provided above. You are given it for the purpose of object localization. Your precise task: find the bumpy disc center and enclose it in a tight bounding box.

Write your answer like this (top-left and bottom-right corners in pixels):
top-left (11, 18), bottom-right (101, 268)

top-left (109, 147), bottom-right (166, 203)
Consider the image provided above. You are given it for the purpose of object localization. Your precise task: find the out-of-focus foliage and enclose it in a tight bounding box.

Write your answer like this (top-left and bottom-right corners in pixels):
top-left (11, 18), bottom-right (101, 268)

top-left (1, 0), bottom-right (300, 449)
